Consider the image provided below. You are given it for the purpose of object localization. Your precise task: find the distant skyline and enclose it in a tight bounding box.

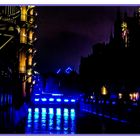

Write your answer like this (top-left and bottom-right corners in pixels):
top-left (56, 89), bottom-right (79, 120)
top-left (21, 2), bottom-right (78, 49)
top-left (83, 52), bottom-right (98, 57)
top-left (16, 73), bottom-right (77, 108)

top-left (35, 6), bottom-right (137, 74)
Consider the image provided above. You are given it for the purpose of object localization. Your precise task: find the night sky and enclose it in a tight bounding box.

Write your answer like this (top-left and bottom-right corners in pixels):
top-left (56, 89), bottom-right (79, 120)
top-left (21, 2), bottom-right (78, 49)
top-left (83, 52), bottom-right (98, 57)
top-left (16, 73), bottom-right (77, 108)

top-left (35, 6), bottom-right (137, 74)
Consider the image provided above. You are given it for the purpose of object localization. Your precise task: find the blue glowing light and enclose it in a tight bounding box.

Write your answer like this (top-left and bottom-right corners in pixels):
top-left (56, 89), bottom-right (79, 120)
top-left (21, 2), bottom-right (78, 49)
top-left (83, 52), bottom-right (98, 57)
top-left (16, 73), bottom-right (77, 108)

top-left (49, 108), bottom-right (54, 114)
top-left (56, 98), bottom-right (61, 102)
top-left (70, 109), bottom-right (75, 113)
top-left (28, 108), bottom-right (32, 112)
top-left (106, 100), bottom-right (110, 104)
top-left (71, 99), bottom-right (75, 102)
top-left (35, 108), bottom-right (39, 112)
top-left (49, 98), bottom-right (54, 102)
top-left (34, 113), bottom-right (39, 121)
top-left (56, 68), bottom-right (61, 74)
top-left (112, 101), bottom-right (116, 105)
top-left (41, 98), bottom-right (47, 102)
top-left (27, 124), bottom-right (31, 128)
top-left (52, 93), bottom-right (63, 96)
top-left (65, 67), bottom-right (72, 74)
top-left (35, 98), bottom-right (39, 101)
top-left (70, 109), bottom-right (75, 117)
top-left (35, 94), bottom-right (40, 96)
top-left (27, 119), bottom-right (32, 123)
top-left (64, 109), bottom-right (69, 131)
top-left (64, 108), bottom-right (69, 115)
top-left (64, 99), bottom-right (69, 102)
top-left (41, 108), bottom-right (46, 113)
top-left (56, 108), bottom-right (61, 115)
top-left (112, 117), bottom-right (119, 121)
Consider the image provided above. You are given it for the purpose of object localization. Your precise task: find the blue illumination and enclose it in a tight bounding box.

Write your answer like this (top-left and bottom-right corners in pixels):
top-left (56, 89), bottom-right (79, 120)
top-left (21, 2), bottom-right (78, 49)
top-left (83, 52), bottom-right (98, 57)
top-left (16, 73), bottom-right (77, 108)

top-left (35, 98), bottom-right (39, 101)
top-left (112, 101), bottom-right (116, 105)
top-left (34, 112), bottom-right (39, 122)
top-left (56, 108), bottom-right (61, 115)
top-left (35, 108), bottom-right (39, 112)
top-left (27, 124), bottom-right (31, 128)
top-left (56, 98), bottom-right (61, 102)
top-left (64, 108), bottom-right (69, 131)
top-left (28, 108), bottom-right (32, 112)
top-left (41, 109), bottom-right (46, 120)
top-left (104, 115), bottom-right (110, 118)
top-left (27, 119), bottom-right (32, 123)
top-left (71, 99), bottom-right (75, 102)
top-left (71, 109), bottom-right (75, 113)
top-left (65, 67), bottom-right (72, 74)
top-left (41, 98), bottom-right (47, 102)
top-left (70, 109), bottom-right (75, 117)
top-left (56, 113), bottom-right (61, 130)
top-left (106, 100), bottom-right (110, 104)
top-left (49, 108), bottom-right (54, 114)
top-left (121, 119), bottom-right (127, 123)
top-left (112, 117), bottom-right (119, 121)
top-left (49, 98), bottom-right (54, 102)
top-left (52, 93), bottom-right (63, 96)
top-left (64, 108), bottom-right (69, 116)
top-left (64, 99), bottom-right (69, 102)
top-left (41, 108), bottom-right (46, 113)
top-left (35, 94), bottom-right (40, 96)
top-left (28, 112), bottom-right (32, 118)
top-left (56, 68), bottom-right (61, 74)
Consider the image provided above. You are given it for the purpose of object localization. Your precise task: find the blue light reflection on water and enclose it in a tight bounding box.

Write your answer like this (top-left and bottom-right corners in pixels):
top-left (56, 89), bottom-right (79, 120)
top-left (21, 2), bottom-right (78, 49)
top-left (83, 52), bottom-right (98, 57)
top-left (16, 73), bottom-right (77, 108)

top-left (63, 108), bottom-right (69, 133)
top-left (25, 107), bottom-right (76, 134)
top-left (56, 108), bottom-right (61, 131)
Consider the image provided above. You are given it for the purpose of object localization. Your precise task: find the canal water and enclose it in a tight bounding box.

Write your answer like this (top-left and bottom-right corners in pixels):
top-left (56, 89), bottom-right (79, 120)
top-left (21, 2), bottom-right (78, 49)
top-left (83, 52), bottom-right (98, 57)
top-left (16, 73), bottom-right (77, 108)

top-left (25, 107), bottom-right (76, 134)
top-left (1, 104), bottom-right (140, 134)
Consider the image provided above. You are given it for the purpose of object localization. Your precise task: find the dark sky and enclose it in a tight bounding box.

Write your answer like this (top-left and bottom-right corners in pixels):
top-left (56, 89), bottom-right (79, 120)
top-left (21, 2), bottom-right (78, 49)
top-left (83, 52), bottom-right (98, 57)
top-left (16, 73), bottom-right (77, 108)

top-left (35, 6), bottom-right (137, 74)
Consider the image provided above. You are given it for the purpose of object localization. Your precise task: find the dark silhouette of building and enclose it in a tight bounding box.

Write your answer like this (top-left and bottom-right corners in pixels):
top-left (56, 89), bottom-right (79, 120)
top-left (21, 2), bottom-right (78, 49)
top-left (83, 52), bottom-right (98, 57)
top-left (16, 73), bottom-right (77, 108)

top-left (79, 7), bottom-right (140, 98)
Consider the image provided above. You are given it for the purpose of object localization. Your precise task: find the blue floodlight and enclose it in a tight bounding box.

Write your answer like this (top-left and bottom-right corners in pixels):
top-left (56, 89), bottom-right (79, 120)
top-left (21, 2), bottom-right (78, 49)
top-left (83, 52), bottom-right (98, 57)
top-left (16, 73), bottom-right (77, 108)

top-left (56, 108), bottom-right (61, 115)
top-left (35, 94), bottom-right (40, 96)
top-left (52, 93), bottom-right (63, 96)
top-left (35, 98), bottom-right (39, 101)
top-left (49, 98), bottom-right (54, 102)
top-left (64, 99), bottom-right (69, 102)
top-left (56, 98), bottom-right (61, 102)
top-left (41, 98), bottom-right (47, 102)
top-left (28, 108), bottom-right (32, 112)
top-left (41, 108), bottom-right (46, 113)
top-left (65, 67), bottom-right (72, 74)
top-left (35, 108), bottom-right (39, 112)
top-left (70, 109), bottom-right (75, 113)
top-left (56, 68), bottom-right (61, 74)
top-left (71, 99), bottom-right (75, 102)
top-left (49, 108), bottom-right (54, 114)
top-left (112, 101), bottom-right (116, 105)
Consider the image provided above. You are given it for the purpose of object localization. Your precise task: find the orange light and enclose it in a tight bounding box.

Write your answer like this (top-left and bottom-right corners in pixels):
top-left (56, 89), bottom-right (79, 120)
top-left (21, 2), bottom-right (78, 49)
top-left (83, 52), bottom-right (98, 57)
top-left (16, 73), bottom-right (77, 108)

top-left (30, 9), bottom-right (34, 16)
top-left (29, 31), bottom-right (34, 41)
top-left (21, 6), bottom-right (27, 21)
top-left (19, 51), bottom-right (26, 73)
top-left (28, 54), bottom-right (32, 66)
top-left (20, 28), bottom-right (27, 44)
top-left (101, 86), bottom-right (107, 95)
